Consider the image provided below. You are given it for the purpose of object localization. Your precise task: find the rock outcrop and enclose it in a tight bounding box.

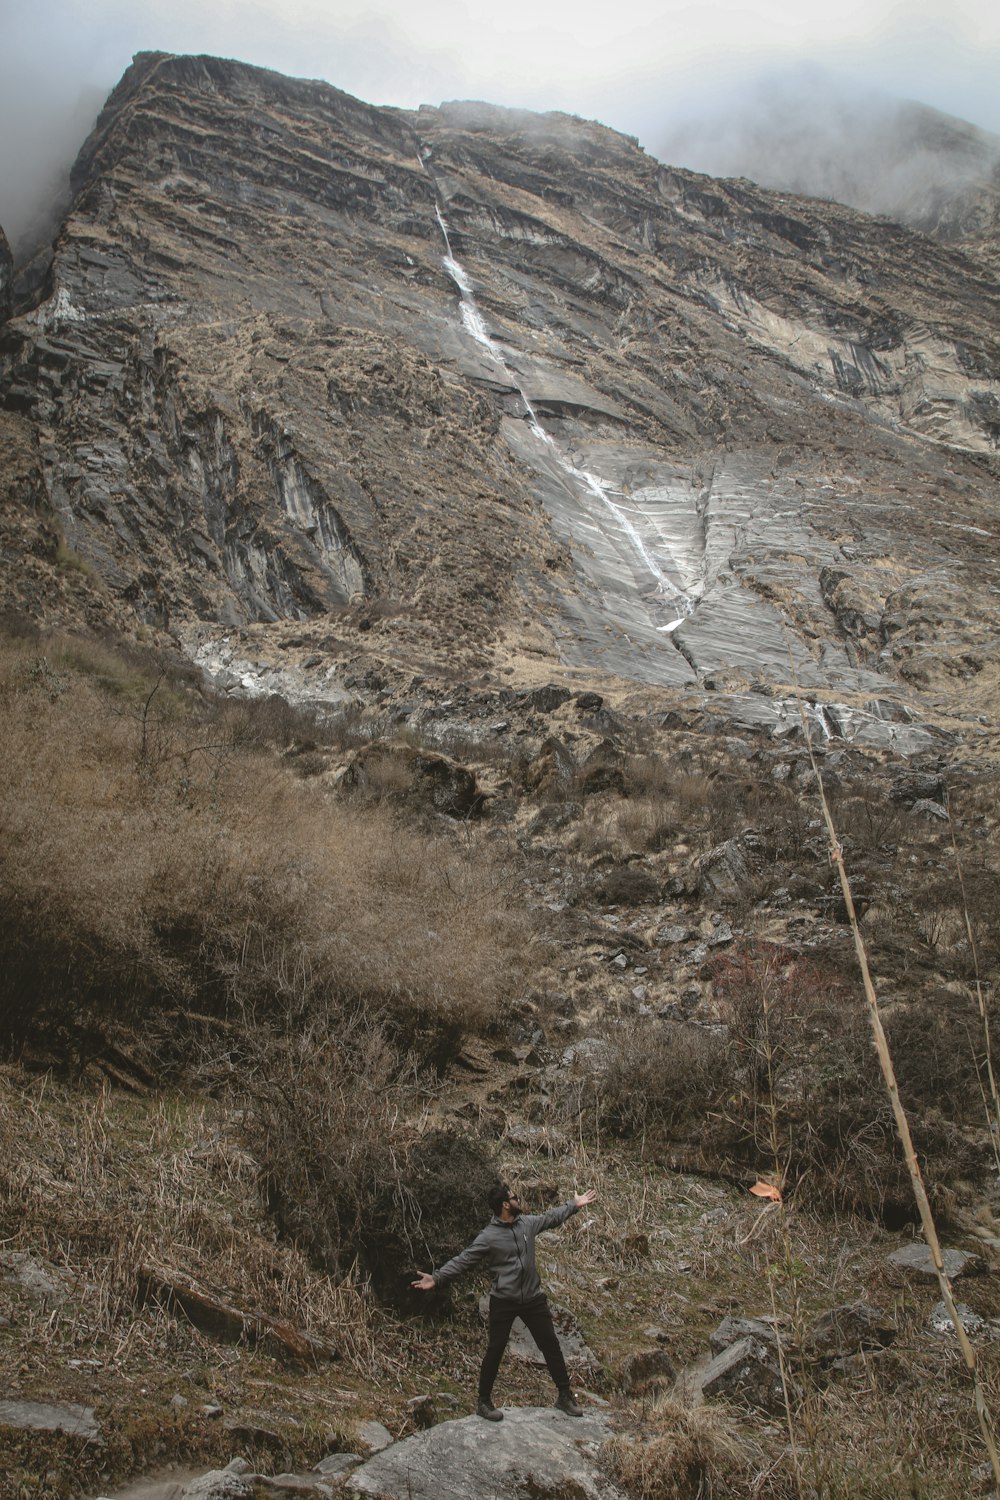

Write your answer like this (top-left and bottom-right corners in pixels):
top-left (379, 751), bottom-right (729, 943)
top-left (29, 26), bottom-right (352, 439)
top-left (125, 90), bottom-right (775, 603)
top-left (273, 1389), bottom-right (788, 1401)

top-left (348, 1406), bottom-right (623, 1500)
top-left (1, 52), bottom-right (998, 752)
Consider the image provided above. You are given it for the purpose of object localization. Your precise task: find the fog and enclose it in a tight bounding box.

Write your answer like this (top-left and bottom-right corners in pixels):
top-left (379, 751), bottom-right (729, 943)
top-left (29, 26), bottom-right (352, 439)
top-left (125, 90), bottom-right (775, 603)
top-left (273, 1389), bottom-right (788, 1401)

top-left (2, 0), bottom-right (999, 261)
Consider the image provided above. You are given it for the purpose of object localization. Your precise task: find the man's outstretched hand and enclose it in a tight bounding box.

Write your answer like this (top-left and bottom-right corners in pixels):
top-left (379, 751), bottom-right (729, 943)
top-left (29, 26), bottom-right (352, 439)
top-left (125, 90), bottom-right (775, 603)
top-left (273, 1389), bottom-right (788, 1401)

top-left (411, 1272), bottom-right (436, 1291)
top-left (574, 1189), bottom-right (598, 1208)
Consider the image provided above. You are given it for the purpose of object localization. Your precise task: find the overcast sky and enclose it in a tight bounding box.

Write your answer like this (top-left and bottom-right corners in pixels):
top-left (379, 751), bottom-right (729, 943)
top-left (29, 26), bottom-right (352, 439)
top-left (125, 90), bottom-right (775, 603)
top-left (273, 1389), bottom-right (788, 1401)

top-left (3, 0), bottom-right (1000, 255)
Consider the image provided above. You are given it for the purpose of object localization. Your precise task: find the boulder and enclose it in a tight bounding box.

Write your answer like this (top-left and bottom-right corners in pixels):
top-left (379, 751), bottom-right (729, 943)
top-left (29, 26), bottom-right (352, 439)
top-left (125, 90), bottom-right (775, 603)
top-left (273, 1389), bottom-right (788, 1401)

top-left (887, 1245), bottom-right (979, 1279)
top-left (347, 1406), bottom-right (624, 1500)
top-left (339, 743), bottom-right (483, 819)
top-left (697, 1335), bottom-right (791, 1414)
top-left (697, 834), bottom-right (761, 899)
top-left (0, 1399), bottom-right (101, 1443)
top-left (355, 1420), bottom-right (394, 1454)
top-left (910, 798), bottom-right (948, 821)
top-left (708, 1316), bottom-right (778, 1355)
top-left (181, 1465), bottom-right (253, 1500)
top-left (805, 1302), bottom-right (897, 1359)
top-left (523, 684), bottom-right (573, 714)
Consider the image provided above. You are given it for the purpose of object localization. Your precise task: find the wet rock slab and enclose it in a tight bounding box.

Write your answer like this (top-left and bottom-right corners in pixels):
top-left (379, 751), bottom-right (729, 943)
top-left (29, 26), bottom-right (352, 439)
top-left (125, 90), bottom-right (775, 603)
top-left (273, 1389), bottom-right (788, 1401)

top-left (347, 1406), bottom-right (624, 1500)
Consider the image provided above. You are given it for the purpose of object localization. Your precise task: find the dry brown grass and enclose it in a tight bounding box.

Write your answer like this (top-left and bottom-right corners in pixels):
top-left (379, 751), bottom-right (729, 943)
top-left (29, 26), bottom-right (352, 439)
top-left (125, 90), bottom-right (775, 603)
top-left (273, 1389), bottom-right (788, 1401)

top-left (605, 1395), bottom-right (763, 1499)
top-left (0, 632), bottom-right (531, 1068)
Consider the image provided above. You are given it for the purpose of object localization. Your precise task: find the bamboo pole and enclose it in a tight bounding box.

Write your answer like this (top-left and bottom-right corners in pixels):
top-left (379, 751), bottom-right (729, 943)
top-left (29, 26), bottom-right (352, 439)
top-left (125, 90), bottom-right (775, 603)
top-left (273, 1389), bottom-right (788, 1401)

top-left (793, 694), bottom-right (1000, 1487)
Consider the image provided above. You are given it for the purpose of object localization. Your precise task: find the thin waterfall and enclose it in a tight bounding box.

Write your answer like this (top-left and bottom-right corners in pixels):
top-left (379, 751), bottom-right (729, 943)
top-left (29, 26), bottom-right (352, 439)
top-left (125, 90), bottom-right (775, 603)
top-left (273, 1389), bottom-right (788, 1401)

top-left (422, 150), bottom-right (693, 630)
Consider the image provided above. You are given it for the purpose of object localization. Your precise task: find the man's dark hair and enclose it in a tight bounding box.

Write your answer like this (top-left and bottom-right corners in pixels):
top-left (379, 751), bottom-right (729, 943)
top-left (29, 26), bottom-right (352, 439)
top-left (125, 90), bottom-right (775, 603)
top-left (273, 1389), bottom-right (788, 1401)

top-left (488, 1183), bottom-right (510, 1216)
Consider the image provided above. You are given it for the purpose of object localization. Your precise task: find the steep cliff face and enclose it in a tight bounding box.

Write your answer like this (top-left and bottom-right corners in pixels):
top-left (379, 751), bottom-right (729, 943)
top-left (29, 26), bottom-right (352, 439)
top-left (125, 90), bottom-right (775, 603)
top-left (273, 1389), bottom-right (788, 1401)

top-left (1, 53), bottom-right (998, 750)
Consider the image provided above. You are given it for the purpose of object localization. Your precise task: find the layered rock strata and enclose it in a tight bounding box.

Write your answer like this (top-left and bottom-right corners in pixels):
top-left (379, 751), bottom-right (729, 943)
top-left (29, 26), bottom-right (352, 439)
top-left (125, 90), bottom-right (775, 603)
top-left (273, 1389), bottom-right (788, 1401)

top-left (1, 53), bottom-right (998, 750)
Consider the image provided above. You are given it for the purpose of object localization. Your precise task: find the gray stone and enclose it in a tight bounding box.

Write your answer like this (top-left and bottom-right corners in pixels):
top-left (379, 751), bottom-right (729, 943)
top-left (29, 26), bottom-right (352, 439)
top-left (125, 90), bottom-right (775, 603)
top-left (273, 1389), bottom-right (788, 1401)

top-left (928, 1301), bottom-right (990, 1338)
top-left (887, 1244), bottom-right (979, 1279)
top-left (1, 1253), bottom-right (71, 1303)
top-left (0, 1399), bottom-right (101, 1443)
top-left (805, 1302), bottom-right (897, 1358)
top-left (655, 924), bottom-right (691, 945)
top-left (698, 836), bottom-right (759, 899)
top-left (910, 798), bottom-right (948, 821)
top-left (698, 1336), bottom-right (791, 1414)
top-left (356, 1420), bottom-right (394, 1454)
top-left (708, 1317), bottom-right (778, 1355)
top-left (314, 1455), bottom-right (361, 1477)
top-left (347, 1406), bottom-right (624, 1500)
top-left (180, 1470), bottom-right (253, 1500)
top-left (253, 1478), bottom-right (333, 1496)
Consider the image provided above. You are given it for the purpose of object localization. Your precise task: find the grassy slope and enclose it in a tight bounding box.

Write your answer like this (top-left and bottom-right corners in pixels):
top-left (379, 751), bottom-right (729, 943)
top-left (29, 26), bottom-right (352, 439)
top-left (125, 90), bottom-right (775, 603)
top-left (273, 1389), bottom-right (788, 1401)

top-left (2, 628), bottom-right (1000, 1499)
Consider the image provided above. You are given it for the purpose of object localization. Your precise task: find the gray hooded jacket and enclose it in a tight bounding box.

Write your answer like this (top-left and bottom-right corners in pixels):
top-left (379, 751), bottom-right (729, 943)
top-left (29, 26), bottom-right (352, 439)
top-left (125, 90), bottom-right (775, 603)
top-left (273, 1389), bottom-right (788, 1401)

top-left (431, 1201), bottom-right (579, 1303)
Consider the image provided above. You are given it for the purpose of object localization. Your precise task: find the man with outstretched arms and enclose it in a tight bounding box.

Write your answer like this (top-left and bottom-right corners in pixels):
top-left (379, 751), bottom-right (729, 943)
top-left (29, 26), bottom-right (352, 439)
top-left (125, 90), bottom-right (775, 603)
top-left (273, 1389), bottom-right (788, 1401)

top-left (412, 1183), bottom-right (597, 1421)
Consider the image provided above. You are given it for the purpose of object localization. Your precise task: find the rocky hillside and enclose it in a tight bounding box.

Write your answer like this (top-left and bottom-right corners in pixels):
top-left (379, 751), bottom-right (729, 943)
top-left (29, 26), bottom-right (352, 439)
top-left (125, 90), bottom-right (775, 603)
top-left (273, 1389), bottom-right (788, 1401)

top-left (1, 51), bottom-right (998, 760)
top-left (658, 86), bottom-right (1000, 257)
top-left (1, 51), bottom-right (1000, 1500)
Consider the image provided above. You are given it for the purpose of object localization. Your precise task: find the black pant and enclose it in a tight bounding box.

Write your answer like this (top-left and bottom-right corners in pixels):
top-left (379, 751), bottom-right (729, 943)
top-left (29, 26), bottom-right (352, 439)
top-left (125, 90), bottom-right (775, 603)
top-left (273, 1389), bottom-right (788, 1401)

top-left (479, 1292), bottom-right (570, 1402)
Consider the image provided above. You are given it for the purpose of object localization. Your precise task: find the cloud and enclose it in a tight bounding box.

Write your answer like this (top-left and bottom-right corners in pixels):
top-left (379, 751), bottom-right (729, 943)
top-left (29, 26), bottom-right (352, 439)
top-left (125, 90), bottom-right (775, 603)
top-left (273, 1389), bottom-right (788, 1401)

top-left (2, 0), bottom-right (999, 259)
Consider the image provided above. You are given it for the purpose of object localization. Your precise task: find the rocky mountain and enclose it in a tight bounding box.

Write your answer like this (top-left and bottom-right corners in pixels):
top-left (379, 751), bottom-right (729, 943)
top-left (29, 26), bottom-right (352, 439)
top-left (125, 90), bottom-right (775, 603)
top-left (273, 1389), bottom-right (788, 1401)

top-left (658, 80), bottom-right (1000, 255)
top-left (1, 50), bottom-right (999, 758)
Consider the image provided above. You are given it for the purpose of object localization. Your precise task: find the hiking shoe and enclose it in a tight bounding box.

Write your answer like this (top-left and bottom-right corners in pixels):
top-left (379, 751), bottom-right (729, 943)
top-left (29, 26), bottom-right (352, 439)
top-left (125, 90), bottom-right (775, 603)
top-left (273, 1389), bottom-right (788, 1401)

top-left (554, 1390), bottom-right (583, 1417)
top-left (477, 1400), bottom-right (504, 1422)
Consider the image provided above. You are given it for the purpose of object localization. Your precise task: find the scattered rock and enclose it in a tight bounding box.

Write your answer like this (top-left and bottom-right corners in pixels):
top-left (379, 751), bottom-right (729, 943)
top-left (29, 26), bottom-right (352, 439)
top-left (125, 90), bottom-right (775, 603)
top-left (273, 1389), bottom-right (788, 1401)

top-left (314, 1455), bottom-right (361, 1477)
top-left (708, 1317), bottom-right (779, 1355)
top-left (697, 1336), bottom-right (791, 1414)
top-left (697, 835), bottom-right (760, 899)
top-left (889, 771), bottom-right (946, 806)
top-left (1, 1253), bottom-right (72, 1304)
top-left (523, 684), bottom-right (573, 714)
top-left (355, 1420), bottom-right (394, 1455)
top-left (887, 1245), bottom-right (979, 1279)
top-left (574, 692), bottom-right (604, 712)
top-left (347, 1406), bottom-right (623, 1500)
top-left (0, 1399), bottom-right (101, 1444)
top-left (654, 924), bottom-right (691, 945)
top-left (253, 1477), bottom-right (333, 1496)
top-left (502, 1122), bottom-right (572, 1155)
top-left (180, 1464), bottom-right (253, 1500)
top-left (338, 743), bottom-right (483, 819)
top-left (910, 798), bottom-right (948, 821)
top-left (928, 1301), bottom-right (990, 1337)
top-left (805, 1302), bottom-right (897, 1359)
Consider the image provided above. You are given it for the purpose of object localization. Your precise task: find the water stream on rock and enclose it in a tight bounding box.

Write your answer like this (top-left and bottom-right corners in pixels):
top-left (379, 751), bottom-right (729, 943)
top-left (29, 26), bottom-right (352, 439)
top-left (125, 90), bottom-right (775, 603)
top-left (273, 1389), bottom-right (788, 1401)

top-left (424, 154), bottom-right (693, 633)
